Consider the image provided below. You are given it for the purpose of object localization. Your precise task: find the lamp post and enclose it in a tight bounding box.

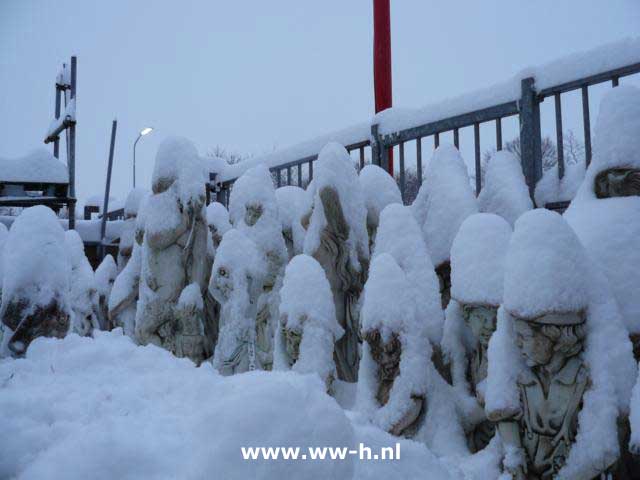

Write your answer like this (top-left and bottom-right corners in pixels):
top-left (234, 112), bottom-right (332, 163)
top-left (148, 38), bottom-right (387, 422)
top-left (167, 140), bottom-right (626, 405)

top-left (133, 127), bottom-right (153, 188)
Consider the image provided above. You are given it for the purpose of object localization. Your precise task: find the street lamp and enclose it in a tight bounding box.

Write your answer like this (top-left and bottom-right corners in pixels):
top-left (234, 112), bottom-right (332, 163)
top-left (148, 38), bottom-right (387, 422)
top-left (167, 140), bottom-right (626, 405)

top-left (133, 127), bottom-right (153, 188)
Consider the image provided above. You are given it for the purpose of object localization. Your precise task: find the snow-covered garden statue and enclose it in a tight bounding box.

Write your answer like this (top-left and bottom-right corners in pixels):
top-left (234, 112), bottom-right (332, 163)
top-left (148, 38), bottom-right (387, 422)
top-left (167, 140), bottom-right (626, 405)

top-left (411, 144), bottom-right (478, 309)
top-left (173, 283), bottom-right (209, 365)
top-left (117, 187), bottom-right (147, 271)
top-left (94, 254), bottom-right (117, 330)
top-left (358, 164), bottom-right (401, 251)
top-left (0, 206), bottom-right (71, 356)
top-left (229, 165), bottom-right (287, 371)
top-left (274, 254), bottom-right (344, 393)
top-left (109, 197), bottom-right (147, 338)
top-left (136, 137), bottom-right (209, 354)
top-left (565, 85), bottom-right (640, 361)
top-left (442, 213), bottom-right (511, 453)
top-left (477, 151), bottom-right (532, 226)
top-left (209, 229), bottom-right (266, 375)
top-left (486, 209), bottom-right (636, 479)
top-left (65, 230), bottom-right (100, 336)
top-left (304, 142), bottom-right (369, 382)
top-left (275, 186), bottom-right (309, 260)
top-left (356, 253), bottom-right (430, 438)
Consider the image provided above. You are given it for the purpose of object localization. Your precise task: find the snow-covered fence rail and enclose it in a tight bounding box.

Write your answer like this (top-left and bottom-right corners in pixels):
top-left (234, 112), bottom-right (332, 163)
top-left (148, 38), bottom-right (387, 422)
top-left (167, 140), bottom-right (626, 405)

top-left (214, 38), bottom-right (640, 206)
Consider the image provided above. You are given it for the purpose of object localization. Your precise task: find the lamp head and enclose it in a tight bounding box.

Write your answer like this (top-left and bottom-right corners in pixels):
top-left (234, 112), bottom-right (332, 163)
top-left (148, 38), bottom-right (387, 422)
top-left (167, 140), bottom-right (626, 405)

top-left (139, 127), bottom-right (153, 136)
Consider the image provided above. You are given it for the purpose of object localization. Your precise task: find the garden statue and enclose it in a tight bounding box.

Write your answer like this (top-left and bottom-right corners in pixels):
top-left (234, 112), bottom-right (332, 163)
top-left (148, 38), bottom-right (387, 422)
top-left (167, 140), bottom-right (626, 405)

top-left (136, 137), bottom-right (209, 352)
top-left (487, 209), bottom-right (633, 479)
top-left (442, 213), bottom-right (512, 453)
top-left (565, 85), bottom-right (640, 361)
top-left (0, 206), bottom-right (71, 357)
top-left (174, 283), bottom-right (210, 365)
top-left (229, 165), bottom-right (287, 371)
top-left (304, 143), bottom-right (369, 382)
top-left (275, 186), bottom-right (309, 260)
top-left (209, 228), bottom-right (266, 375)
top-left (414, 145), bottom-right (478, 309)
top-left (274, 254), bottom-right (344, 394)
top-left (117, 188), bottom-right (147, 271)
top-left (358, 164), bottom-right (401, 251)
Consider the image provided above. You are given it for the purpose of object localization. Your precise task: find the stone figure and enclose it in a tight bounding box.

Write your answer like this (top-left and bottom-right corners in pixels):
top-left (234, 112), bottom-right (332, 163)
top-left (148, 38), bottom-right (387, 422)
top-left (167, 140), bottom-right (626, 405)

top-left (443, 213), bottom-right (512, 452)
top-left (488, 210), bottom-right (628, 480)
top-left (117, 188), bottom-right (147, 272)
top-left (228, 165), bottom-right (288, 372)
top-left (274, 254), bottom-right (343, 394)
top-left (109, 204), bottom-right (146, 339)
top-left (136, 137), bottom-right (209, 354)
top-left (209, 228), bottom-right (266, 375)
top-left (174, 283), bottom-right (210, 365)
top-left (275, 186), bottom-right (309, 260)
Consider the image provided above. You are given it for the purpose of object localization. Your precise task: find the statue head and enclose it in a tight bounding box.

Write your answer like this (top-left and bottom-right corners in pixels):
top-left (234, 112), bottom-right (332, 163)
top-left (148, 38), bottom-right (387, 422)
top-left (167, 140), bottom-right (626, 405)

top-left (244, 202), bottom-right (264, 227)
top-left (462, 304), bottom-right (498, 349)
top-left (210, 264), bottom-right (234, 303)
top-left (365, 329), bottom-right (402, 385)
top-left (513, 312), bottom-right (586, 369)
top-left (594, 168), bottom-right (640, 198)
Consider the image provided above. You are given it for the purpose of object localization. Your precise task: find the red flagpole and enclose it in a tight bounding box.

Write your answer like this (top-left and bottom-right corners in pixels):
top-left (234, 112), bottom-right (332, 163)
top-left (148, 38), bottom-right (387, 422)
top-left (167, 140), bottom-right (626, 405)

top-left (373, 0), bottom-right (393, 173)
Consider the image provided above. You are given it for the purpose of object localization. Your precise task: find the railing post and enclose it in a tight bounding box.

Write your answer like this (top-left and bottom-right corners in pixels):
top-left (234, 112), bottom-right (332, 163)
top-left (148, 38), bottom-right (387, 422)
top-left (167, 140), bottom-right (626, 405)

top-left (519, 77), bottom-right (542, 202)
top-left (370, 124), bottom-right (382, 168)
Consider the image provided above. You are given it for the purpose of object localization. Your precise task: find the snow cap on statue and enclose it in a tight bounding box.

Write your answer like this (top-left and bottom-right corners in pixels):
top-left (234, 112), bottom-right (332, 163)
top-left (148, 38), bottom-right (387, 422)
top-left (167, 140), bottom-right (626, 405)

top-left (503, 209), bottom-right (589, 320)
top-left (450, 213), bottom-right (511, 307)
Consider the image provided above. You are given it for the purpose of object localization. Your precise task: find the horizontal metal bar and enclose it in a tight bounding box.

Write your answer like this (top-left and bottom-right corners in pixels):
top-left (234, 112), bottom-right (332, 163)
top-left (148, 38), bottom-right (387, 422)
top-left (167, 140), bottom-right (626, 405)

top-left (44, 117), bottom-right (75, 144)
top-left (537, 62), bottom-right (640, 98)
top-left (380, 101), bottom-right (519, 147)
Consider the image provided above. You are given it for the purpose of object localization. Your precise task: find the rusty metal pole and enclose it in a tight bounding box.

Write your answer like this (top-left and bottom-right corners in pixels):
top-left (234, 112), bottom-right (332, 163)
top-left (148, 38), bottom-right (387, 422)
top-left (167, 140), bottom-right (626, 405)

top-left (373, 0), bottom-right (393, 174)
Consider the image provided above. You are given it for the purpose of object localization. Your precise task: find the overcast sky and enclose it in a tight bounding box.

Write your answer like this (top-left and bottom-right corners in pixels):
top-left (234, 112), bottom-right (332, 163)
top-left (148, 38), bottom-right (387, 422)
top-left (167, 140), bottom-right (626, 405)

top-left (1, 0), bottom-right (639, 204)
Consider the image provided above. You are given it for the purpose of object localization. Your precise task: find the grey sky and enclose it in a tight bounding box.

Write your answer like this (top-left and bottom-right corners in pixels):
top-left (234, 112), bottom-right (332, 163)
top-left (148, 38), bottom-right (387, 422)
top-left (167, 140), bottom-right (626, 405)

top-left (1, 0), bottom-right (639, 204)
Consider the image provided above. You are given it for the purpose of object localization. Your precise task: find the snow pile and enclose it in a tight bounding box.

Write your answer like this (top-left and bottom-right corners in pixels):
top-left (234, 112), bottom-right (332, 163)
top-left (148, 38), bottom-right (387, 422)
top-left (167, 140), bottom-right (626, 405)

top-left (303, 142), bottom-right (369, 269)
top-left (0, 330), bottom-right (356, 480)
top-left (177, 282), bottom-right (204, 311)
top-left (64, 230), bottom-right (99, 336)
top-left (450, 214), bottom-right (512, 307)
top-left (565, 85), bottom-right (640, 334)
top-left (123, 188), bottom-right (147, 218)
top-left (275, 186), bottom-right (310, 257)
top-left (373, 204), bottom-right (443, 344)
top-left (94, 255), bottom-right (117, 328)
top-left (117, 189), bottom-right (148, 270)
top-left (108, 245), bottom-right (141, 338)
top-left (0, 223), bottom-right (8, 286)
top-left (478, 151), bottom-right (532, 225)
top-left (0, 206), bottom-right (71, 356)
top-left (486, 209), bottom-right (634, 479)
top-left (358, 164), bottom-right (402, 234)
top-left (275, 254), bottom-right (343, 385)
top-left (1, 206), bottom-right (70, 314)
top-left (420, 145), bottom-right (478, 268)
top-left (0, 149), bottom-right (68, 184)
top-left (206, 202), bottom-right (231, 236)
top-left (534, 161), bottom-right (585, 206)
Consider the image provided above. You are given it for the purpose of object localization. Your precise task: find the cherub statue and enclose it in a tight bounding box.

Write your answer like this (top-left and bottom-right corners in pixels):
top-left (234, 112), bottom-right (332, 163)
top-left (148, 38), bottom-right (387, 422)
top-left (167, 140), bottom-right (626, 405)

top-left (358, 165), bottom-right (401, 251)
top-left (487, 210), bottom-right (634, 479)
top-left (0, 206), bottom-right (71, 356)
top-left (565, 85), bottom-right (640, 361)
top-left (109, 199), bottom-right (147, 339)
top-left (442, 213), bottom-right (512, 452)
top-left (417, 145), bottom-right (478, 309)
top-left (229, 165), bottom-right (287, 371)
top-left (304, 143), bottom-right (369, 382)
top-left (174, 283), bottom-right (210, 365)
top-left (273, 254), bottom-right (344, 394)
top-left (136, 137), bottom-right (209, 352)
top-left (209, 228), bottom-right (266, 375)
top-left (65, 230), bottom-right (100, 336)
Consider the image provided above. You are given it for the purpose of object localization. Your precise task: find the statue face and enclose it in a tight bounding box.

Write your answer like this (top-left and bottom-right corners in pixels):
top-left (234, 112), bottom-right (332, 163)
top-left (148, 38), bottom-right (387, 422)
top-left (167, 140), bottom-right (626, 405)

top-left (595, 168), bottom-right (640, 198)
top-left (211, 265), bottom-right (233, 302)
top-left (462, 304), bottom-right (498, 349)
top-left (244, 203), bottom-right (263, 227)
top-left (282, 325), bottom-right (302, 363)
top-left (514, 319), bottom-right (554, 367)
top-left (366, 329), bottom-right (402, 382)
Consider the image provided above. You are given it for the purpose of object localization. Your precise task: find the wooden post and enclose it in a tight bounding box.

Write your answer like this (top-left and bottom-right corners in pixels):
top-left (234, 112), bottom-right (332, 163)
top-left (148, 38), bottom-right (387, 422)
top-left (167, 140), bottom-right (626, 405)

top-left (373, 0), bottom-right (393, 173)
top-left (68, 56), bottom-right (77, 230)
top-left (99, 119), bottom-right (117, 260)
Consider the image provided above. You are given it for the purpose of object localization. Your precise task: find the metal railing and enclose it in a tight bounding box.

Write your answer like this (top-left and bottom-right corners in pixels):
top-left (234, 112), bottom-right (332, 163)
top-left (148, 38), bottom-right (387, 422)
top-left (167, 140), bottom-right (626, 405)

top-left (214, 58), bottom-right (640, 207)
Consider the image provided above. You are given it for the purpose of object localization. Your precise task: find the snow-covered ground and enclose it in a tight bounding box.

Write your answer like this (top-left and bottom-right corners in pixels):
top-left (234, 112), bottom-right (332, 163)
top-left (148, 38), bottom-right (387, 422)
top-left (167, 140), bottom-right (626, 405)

top-left (0, 331), bottom-right (499, 480)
